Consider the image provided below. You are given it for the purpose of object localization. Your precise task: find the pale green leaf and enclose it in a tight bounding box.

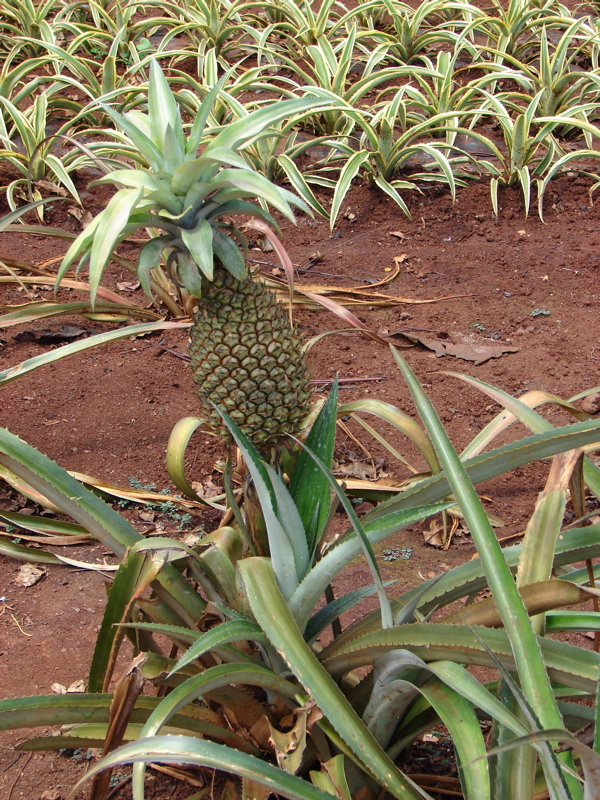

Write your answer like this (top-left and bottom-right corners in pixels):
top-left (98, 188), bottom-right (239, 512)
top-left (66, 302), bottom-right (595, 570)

top-left (89, 189), bottom-right (142, 304)
top-left (180, 218), bottom-right (214, 282)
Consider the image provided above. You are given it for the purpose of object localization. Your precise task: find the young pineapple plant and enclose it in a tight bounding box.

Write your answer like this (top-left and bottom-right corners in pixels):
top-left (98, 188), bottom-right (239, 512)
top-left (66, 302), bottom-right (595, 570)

top-left (57, 62), bottom-right (324, 449)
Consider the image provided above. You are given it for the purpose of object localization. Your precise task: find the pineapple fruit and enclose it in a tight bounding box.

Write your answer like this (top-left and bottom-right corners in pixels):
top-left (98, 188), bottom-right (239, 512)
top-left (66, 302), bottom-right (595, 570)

top-left (188, 268), bottom-right (311, 448)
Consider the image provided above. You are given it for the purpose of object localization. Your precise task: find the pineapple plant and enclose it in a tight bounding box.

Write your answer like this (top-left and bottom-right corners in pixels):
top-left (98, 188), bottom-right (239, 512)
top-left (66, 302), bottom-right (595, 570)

top-left (58, 63), bottom-right (326, 449)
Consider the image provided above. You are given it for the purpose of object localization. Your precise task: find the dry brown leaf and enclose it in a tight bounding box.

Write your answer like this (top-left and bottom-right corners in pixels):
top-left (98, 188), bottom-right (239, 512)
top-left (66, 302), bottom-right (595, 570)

top-left (389, 331), bottom-right (518, 365)
top-left (13, 326), bottom-right (87, 344)
top-left (333, 457), bottom-right (387, 481)
top-left (424, 521), bottom-right (444, 548)
top-left (14, 564), bottom-right (46, 587)
top-left (249, 716), bottom-right (272, 750)
top-left (389, 230), bottom-right (407, 240)
top-left (264, 267), bottom-right (466, 308)
top-left (191, 479), bottom-right (222, 499)
top-left (243, 777), bottom-right (271, 800)
top-left (67, 206), bottom-right (94, 229)
top-left (35, 180), bottom-right (67, 196)
top-left (334, 462), bottom-right (377, 480)
top-left (441, 341), bottom-right (519, 365)
top-left (259, 235), bottom-right (274, 252)
top-left (116, 280), bottom-right (140, 292)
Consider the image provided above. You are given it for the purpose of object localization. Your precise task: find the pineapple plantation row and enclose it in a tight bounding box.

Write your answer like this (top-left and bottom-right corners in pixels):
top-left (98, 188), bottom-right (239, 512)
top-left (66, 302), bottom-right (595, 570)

top-left (1, 0), bottom-right (600, 799)
top-left (1, 0), bottom-right (600, 223)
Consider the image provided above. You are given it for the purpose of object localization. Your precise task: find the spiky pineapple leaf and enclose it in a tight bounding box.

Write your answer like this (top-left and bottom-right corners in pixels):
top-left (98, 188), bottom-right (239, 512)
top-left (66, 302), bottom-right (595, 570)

top-left (148, 60), bottom-right (184, 151)
top-left (289, 378), bottom-right (338, 556)
top-left (330, 150), bottom-right (370, 230)
top-left (73, 736), bottom-right (340, 800)
top-left (186, 75), bottom-right (228, 158)
top-left (168, 620), bottom-right (267, 676)
top-left (210, 169), bottom-right (299, 221)
top-left (181, 218), bottom-right (214, 282)
top-left (289, 502), bottom-right (453, 629)
top-left (88, 547), bottom-right (148, 693)
top-left (100, 104), bottom-right (163, 172)
top-left (131, 663), bottom-right (303, 796)
top-left (211, 405), bottom-right (309, 597)
top-left (171, 150), bottom-right (249, 195)
top-left (137, 236), bottom-right (171, 296)
top-left (304, 581), bottom-right (396, 645)
top-left (88, 189), bottom-right (142, 305)
top-left (163, 123), bottom-right (186, 174)
top-left (203, 96), bottom-right (338, 157)
top-left (212, 229), bottom-right (247, 279)
top-left (239, 558), bottom-right (426, 800)
top-left (96, 170), bottom-right (162, 192)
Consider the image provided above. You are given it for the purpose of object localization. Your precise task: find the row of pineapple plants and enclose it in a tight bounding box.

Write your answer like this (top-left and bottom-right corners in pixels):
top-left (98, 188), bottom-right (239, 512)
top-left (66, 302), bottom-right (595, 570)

top-left (1, 0), bottom-right (600, 224)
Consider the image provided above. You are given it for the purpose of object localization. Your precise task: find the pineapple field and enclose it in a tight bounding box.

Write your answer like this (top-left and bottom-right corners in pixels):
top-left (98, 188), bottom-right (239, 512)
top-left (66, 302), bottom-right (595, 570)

top-left (1, 0), bottom-right (600, 798)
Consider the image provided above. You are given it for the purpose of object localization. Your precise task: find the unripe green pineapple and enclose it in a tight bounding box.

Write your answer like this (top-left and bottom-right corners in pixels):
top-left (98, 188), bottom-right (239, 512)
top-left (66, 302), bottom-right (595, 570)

top-left (188, 269), bottom-right (311, 448)
top-left (58, 63), bottom-right (325, 449)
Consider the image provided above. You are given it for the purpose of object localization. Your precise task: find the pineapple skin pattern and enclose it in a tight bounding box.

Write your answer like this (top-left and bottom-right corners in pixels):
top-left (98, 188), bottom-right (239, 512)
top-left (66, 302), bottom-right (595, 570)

top-left (188, 269), bottom-right (312, 449)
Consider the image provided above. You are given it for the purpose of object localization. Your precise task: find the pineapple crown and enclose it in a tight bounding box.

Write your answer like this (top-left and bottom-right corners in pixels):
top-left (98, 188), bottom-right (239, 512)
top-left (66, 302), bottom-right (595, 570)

top-left (57, 62), bottom-right (325, 304)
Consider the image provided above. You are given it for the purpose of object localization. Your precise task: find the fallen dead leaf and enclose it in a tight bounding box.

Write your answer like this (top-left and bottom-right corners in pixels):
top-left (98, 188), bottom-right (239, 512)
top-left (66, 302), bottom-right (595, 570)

top-left (191, 479), bottom-right (222, 499)
top-left (389, 331), bottom-right (518, 365)
top-left (13, 326), bottom-right (88, 344)
top-left (14, 564), bottom-right (46, 587)
top-left (335, 462), bottom-right (376, 480)
top-left (424, 521), bottom-right (444, 548)
top-left (35, 179), bottom-right (67, 196)
top-left (333, 458), bottom-right (387, 481)
top-left (258, 234), bottom-right (273, 252)
top-left (389, 230), bottom-right (407, 240)
top-left (67, 205), bottom-right (94, 231)
top-left (442, 340), bottom-right (519, 365)
top-left (182, 532), bottom-right (203, 547)
top-left (116, 280), bottom-right (141, 292)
